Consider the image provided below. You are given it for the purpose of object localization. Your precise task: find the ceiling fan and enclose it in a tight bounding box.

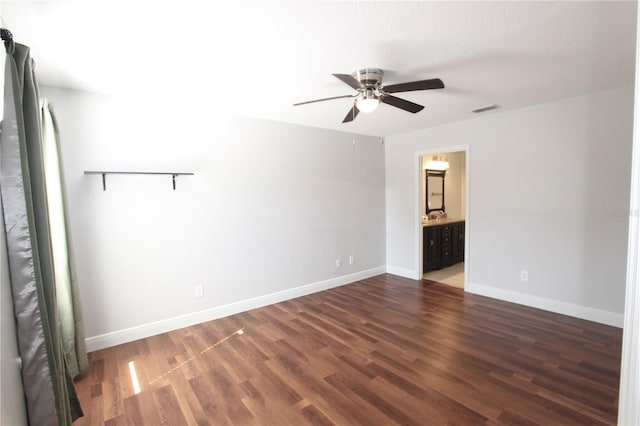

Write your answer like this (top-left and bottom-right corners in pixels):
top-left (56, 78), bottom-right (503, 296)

top-left (293, 68), bottom-right (444, 123)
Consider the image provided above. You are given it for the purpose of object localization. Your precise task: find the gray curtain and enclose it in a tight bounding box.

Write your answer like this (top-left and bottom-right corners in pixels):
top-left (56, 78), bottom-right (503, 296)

top-left (1, 38), bottom-right (86, 424)
top-left (40, 98), bottom-right (88, 379)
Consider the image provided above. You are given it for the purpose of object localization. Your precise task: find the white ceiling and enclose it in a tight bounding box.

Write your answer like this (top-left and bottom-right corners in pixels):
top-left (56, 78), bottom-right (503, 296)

top-left (1, 1), bottom-right (637, 137)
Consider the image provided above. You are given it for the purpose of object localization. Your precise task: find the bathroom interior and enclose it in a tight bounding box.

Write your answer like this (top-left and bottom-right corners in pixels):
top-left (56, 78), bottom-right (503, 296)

top-left (421, 151), bottom-right (466, 288)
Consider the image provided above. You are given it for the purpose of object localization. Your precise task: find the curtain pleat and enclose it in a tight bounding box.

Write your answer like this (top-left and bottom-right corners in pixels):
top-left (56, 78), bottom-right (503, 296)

top-left (41, 98), bottom-right (88, 378)
top-left (1, 39), bottom-right (84, 425)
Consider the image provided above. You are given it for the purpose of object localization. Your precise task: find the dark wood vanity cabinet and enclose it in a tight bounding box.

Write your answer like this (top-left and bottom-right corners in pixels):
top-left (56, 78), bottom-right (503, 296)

top-left (423, 221), bottom-right (465, 273)
top-left (451, 221), bottom-right (465, 264)
top-left (423, 227), bottom-right (442, 270)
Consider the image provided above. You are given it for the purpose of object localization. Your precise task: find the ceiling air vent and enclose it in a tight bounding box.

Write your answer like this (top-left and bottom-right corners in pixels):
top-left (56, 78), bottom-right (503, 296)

top-left (471, 104), bottom-right (500, 114)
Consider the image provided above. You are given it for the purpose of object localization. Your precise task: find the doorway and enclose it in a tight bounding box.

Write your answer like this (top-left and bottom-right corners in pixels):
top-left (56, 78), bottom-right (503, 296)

top-left (419, 149), bottom-right (468, 289)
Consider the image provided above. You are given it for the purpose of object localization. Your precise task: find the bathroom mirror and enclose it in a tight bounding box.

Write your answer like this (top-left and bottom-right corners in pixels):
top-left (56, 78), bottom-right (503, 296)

top-left (426, 170), bottom-right (446, 214)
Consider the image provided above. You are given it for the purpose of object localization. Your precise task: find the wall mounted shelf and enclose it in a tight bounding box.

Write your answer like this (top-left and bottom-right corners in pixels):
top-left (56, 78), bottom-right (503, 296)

top-left (84, 171), bottom-right (194, 191)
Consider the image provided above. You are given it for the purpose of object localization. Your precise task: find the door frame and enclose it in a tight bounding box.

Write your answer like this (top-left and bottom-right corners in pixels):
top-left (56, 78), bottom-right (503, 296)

top-left (415, 145), bottom-right (470, 287)
top-left (618, 9), bottom-right (640, 423)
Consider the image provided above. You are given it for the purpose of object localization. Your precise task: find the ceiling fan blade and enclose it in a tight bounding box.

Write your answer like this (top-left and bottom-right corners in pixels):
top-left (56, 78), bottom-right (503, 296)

top-left (293, 94), bottom-right (356, 106)
top-left (342, 104), bottom-right (360, 123)
top-left (333, 73), bottom-right (364, 90)
top-left (381, 95), bottom-right (424, 113)
top-left (382, 78), bottom-right (444, 94)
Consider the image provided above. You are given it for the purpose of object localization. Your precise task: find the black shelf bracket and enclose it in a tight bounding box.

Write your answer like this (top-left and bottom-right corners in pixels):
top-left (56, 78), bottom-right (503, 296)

top-left (84, 171), bottom-right (195, 191)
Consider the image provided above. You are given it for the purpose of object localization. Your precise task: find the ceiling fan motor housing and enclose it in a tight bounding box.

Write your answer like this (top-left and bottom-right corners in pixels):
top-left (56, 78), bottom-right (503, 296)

top-left (353, 68), bottom-right (384, 88)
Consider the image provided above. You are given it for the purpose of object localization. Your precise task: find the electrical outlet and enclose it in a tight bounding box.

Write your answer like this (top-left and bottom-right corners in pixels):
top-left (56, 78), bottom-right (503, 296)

top-left (520, 270), bottom-right (528, 282)
top-left (194, 286), bottom-right (204, 298)
top-left (349, 255), bottom-right (354, 265)
top-left (336, 258), bottom-right (341, 268)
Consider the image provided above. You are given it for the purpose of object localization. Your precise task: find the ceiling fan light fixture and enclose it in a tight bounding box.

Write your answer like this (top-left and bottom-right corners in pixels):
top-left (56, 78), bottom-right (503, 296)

top-left (355, 89), bottom-right (380, 114)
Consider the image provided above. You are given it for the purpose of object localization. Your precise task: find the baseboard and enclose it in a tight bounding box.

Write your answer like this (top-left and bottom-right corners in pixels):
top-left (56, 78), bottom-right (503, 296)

top-left (385, 265), bottom-right (419, 280)
top-left (85, 266), bottom-right (386, 352)
top-left (466, 282), bottom-right (624, 328)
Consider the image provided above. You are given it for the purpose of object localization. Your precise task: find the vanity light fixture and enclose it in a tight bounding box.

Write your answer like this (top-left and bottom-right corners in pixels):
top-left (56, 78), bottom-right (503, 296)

top-left (425, 155), bottom-right (450, 171)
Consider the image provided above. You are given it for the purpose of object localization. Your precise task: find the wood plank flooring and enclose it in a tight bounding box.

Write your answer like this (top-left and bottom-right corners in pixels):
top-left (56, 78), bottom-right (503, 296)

top-left (73, 274), bottom-right (622, 425)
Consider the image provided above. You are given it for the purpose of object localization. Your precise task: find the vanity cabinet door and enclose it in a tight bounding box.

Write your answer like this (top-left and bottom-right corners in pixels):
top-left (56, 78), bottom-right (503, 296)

top-left (451, 222), bottom-right (465, 263)
top-left (423, 227), bottom-right (441, 272)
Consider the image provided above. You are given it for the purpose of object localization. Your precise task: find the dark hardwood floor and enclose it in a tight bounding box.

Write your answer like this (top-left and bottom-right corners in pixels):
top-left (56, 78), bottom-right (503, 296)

top-left (73, 274), bottom-right (622, 425)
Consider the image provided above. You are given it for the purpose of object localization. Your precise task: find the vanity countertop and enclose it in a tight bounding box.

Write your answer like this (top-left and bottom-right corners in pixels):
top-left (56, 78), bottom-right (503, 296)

top-left (422, 218), bottom-right (465, 227)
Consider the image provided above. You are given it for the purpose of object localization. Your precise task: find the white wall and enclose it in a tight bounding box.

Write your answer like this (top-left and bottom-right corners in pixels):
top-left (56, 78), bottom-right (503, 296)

top-left (447, 151), bottom-right (466, 219)
top-left (41, 87), bottom-right (386, 350)
top-left (386, 87), bottom-right (634, 325)
top-left (446, 151), bottom-right (466, 220)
